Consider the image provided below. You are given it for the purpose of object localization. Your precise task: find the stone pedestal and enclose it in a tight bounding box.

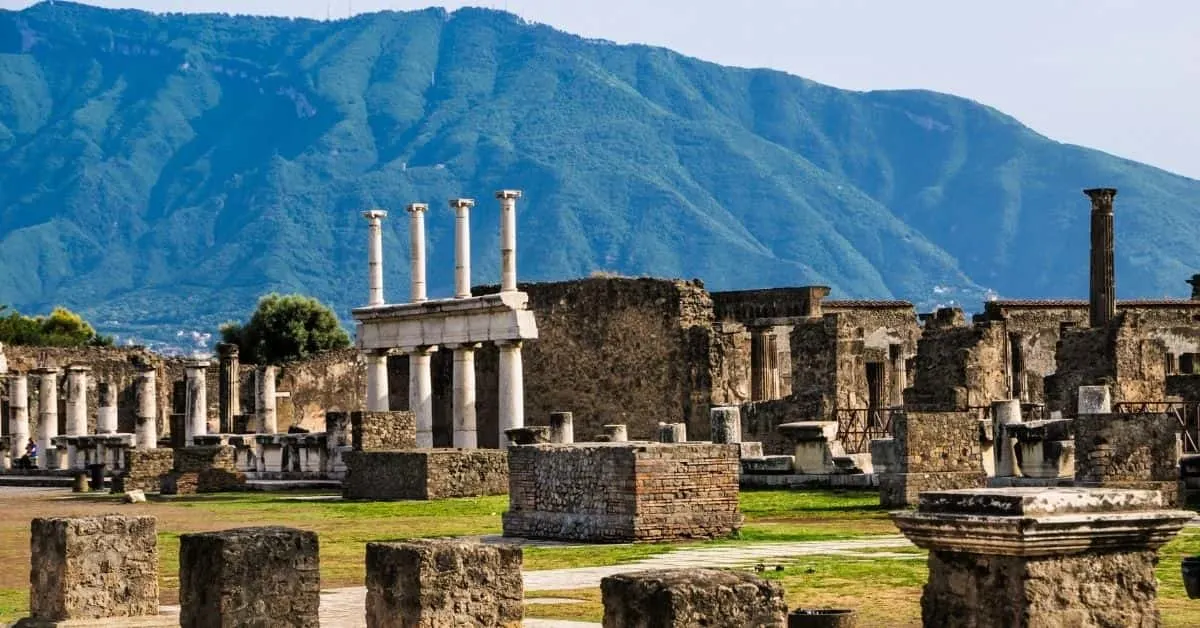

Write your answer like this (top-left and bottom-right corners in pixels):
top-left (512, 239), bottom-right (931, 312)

top-left (657, 422), bottom-right (687, 443)
top-left (600, 569), bottom-right (786, 628)
top-left (548, 411), bottom-right (574, 444)
top-left (366, 539), bottom-right (522, 628)
top-left (505, 426), bottom-right (549, 445)
top-left (992, 399), bottom-right (1022, 478)
top-left (778, 421), bottom-right (841, 474)
top-left (600, 424), bottom-right (627, 442)
top-left (1074, 412), bottom-right (1182, 505)
top-left (879, 411), bottom-right (987, 508)
top-left (179, 527), bottom-right (319, 628)
top-left (344, 449), bottom-right (509, 500)
top-left (1008, 419), bottom-right (1075, 479)
top-left (351, 410), bottom-right (417, 451)
top-left (709, 406), bottom-right (741, 444)
top-left (893, 487), bottom-right (1192, 628)
top-left (23, 516), bottom-right (159, 623)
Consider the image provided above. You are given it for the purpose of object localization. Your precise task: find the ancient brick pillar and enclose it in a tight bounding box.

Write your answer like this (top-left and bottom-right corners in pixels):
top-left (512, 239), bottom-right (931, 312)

top-left (1085, 187), bottom-right (1117, 328)
top-left (601, 569), bottom-right (786, 627)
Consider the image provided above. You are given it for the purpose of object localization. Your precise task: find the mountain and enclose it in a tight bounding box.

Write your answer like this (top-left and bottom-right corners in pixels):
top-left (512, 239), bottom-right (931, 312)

top-left (1, 2), bottom-right (1198, 346)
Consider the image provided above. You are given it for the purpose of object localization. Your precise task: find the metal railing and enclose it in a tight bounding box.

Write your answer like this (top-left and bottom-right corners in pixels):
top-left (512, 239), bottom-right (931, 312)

top-left (1112, 401), bottom-right (1200, 454)
top-left (833, 408), bottom-right (893, 454)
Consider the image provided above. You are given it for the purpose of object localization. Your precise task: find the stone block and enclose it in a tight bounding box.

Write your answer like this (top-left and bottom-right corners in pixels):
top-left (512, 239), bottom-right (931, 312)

top-left (179, 526), bottom-right (319, 628)
top-left (870, 438), bottom-right (897, 475)
top-left (26, 516), bottom-right (159, 622)
top-left (709, 406), bottom-right (741, 444)
top-left (601, 569), bottom-right (787, 628)
top-left (365, 539), bottom-right (523, 627)
top-left (343, 449), bottom-right (508, 500)
top-left (505, 426), bottom-right (550, 445)
top-left (121, 449), bottom-right (174, 493)
top-left (893, 488), bottom-right (1193, 628)
top-left (1075, 412), bottom-right (1181, 504)
top-left (1077, 385), bottom-right (1112, 415)
top-left (657, 422), bottom-right (687, 443)
top-left (352, 410), bottom-right (417, 451)
top-left (736, 441), bottom-right (764, 459)
top-left (741, 455), bottom-right (795, 475)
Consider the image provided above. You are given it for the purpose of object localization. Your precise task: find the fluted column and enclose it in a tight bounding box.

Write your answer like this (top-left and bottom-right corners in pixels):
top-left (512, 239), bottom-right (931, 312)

top-left (217, 343), bottom-right (240, 433)
top-left (185, 360), bottom-right (209, 445)
top-left (407, 203), bottom-right (428, 303)
top-left (1085, 188), bottom-right (1117, 328)
top-left (7, 373), bottom-right (28, 461)
top-left (450, 198), bottom-right (475, 299)
top-left (888, 344), bottom-right (907, 407)
top-left (409, 347), bottom-right (437, 448)
top-left (64, 365), bottom-right (90, 436)
top-left (451, 343), bottom-right (480, 449)
top-left (255, 366), bottom-right (278, 434)
top-left (363, 209), bottom-right (388, 306)
top-left (134, 368), bottom-right (157, 449)
top-left (496, 190), bottom-right (522, 292)
top-left (497, 340), bottom-right (524, 446)
top-left (365, 350), bottom-right (389, 412)
top-left (96, 381), bottom-right (117, 434)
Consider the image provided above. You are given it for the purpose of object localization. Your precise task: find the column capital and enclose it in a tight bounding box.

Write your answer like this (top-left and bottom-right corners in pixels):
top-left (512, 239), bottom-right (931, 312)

top-left (446, 342), bottom-right (482, 351)
top-left (495, 189), bottom-right (523, 200)
top-left (184, 359), bottom-right (211, 370)
top-left (362, 208), bottom-right (388, 220)
top-left (65, 364), bottom-right (92, 373)
top-left (1084, 187), bottom-right (1117, 212)
top-left (449, 198), bottom-right (476, 209)
top-left (495, 339), bottom-right (524, 349)
top-left (31, 366), bottom-right (60, 375)
top-left (406, 202), bottom-right (428, 214)
top-left (401, 345), bottom-right (440, 355)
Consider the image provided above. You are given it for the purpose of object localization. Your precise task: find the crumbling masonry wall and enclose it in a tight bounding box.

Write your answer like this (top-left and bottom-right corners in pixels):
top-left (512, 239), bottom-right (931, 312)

top-left (1046, 313), bottom-right (1167, 415)
top-left (879, 411), bottom-right (987, 507)
top-left (905, 311), bottom-right (1007, 411)
top-left (343, 449), bottom-right (508, 500)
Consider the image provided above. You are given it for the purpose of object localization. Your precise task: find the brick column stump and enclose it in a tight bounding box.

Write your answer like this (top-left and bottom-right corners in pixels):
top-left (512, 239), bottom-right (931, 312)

top-left (601, 569), bottom-right (787, 627)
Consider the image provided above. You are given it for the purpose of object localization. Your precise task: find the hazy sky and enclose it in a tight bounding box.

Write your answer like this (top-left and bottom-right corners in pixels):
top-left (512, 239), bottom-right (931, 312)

top-left (5, 1), bottom-right (1199, 179)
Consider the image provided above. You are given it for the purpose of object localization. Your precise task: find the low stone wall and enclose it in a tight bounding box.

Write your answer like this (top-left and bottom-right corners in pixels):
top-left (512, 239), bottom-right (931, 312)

top-left (352, 411), bottom-right (416, 451)
top-left (600, 569), bottom-right (786, 627)
top-left (343, 449), bottom-right (508, 501)
top-left (1075, 412), bottom-right (1182, 505)
top-left (169, 445), bottom-right (245, 494)
top-left (503, 442), bottom-right (743, 542)
top-left (122, 449), bottom-right (175, 493)
top-left (879, 411), bottom-right (987, 508)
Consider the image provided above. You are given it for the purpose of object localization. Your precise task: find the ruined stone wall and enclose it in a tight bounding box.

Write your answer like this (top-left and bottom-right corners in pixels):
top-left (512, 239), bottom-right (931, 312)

top-left (275, 349), bottom-right (363, 431)
top-left (1075, 413), bottom-right (1179, 486)
top-left (741, 395), bottom-right (826, 455)
top-left (879, 411), bottom-right (987, 507)
top-left (343, 449), bottom-right (508, 500)
top-left (905, 318), bottom-right (1007, 411)
top-left (351, 411), bottom-right (416, 451)
top-left (1113, 315), bottom-right (1167, 406)
top-left (986, 304), bottom-right (1089, 403)
top-left (503, 442), bottom-right (742, 542)
top-left (121, 449), bottom-right (175, 493)
top-left (1047, 313), bottom-right (1167, 415)
top-left (1166, 374), bottom-right (1200, 401)
top-left (708, 322), bottom-right (751, 407)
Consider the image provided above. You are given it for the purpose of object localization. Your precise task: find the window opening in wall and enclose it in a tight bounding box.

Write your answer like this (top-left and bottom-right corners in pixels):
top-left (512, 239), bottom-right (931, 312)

top-left (1182, 354), bottom-right (1196, 375)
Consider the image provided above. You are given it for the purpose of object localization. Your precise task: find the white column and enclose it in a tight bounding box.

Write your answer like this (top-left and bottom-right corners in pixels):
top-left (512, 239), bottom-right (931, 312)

top-left (185, 360), bottom-right (209, 445)
top-left (496, 190), bottom-right (522, 292)
top-left (452, 344), bottom-right (479, 449)
top-left (497, 340), bottom-right (525, 446)
top-left (96, 382), bottom-right (118, 434)
top-left (363, 209), bottom-right (388, 306)
top-left (8, 373), bottom-right (28, 461)
top-left (255, 366), bottom-right (278, 434)
top-left (365, 351), bottom-right (389, 412)
top-left (407, 203), bottom-right (428, 303)
top-left (992, 399), bottom-right (1023, 478)
top-left (64, 365), bottom-right (90, 436)
top-left (33, 368), bottom-right (60, 467)
top-left (409, 347), bottom-right (436, 448)
top-left (134, 369), bottom-right (157, 449)
top-left (450, 198), bottom-right (475, 298)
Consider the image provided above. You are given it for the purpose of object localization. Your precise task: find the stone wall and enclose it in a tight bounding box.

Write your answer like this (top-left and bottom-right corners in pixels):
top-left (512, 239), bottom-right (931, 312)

top-left (171, 445), bottom-right (245, 493)
top-left (122, 449), bottom-right (175, 493)
top-left (601, 569), bottom-right (787, 627)
top-left (1047, 313), bottom-right (1168, 415)
top-left (352, 410), bottom-right (416, 451)
top-left (742, 396), bottom-right (826, 455)
top-left (879, 411), bottom-right (987, 508)
top-left (905, 312), bottom-right (1007, 411)
top-left (503, 442), bottom-right (742, 542)
top-left (275, 349), bottom-right (363, 431)
top-left (1075, 412), bottom-right (1181, 504)
top-left (343, 449), bottom-right (508, 500)
top-left (707, 322), bottom-right (751, 406)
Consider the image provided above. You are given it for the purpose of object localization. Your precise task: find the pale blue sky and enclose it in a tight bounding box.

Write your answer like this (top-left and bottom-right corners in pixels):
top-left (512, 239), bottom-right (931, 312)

top-left (5, 1), bottom-right (1199, 179)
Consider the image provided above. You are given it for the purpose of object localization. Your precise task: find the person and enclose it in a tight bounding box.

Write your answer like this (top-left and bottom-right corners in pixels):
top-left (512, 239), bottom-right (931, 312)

top-left (16, 439), bottom-right (37, 470)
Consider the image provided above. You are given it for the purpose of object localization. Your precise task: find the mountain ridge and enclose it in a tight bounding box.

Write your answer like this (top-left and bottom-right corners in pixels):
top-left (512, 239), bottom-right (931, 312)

top-left (0, 2), bottom-right (1197, 347)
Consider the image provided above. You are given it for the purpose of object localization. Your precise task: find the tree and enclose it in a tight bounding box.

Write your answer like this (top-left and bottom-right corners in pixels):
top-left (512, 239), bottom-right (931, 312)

top-left (220, 293), bottom-right (351, 365)
top-left (0, 305), bottom-right (113, 347)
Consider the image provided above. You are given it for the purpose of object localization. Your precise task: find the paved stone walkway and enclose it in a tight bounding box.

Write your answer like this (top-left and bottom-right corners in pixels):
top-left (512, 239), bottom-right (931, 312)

top-left (315, 536), bottom-right (914, 627)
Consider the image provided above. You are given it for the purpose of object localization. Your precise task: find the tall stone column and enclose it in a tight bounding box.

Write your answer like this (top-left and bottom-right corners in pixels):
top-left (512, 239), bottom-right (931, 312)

top-left (32, 367), bottom-right (60, 467)
top-left (217, 343), bottom-right (240, 433)
top-left (363, 209), bottom-right (388, 307)
top-left (1085, 187), bottom-right (1117, 328)
top-left (450, 198), bottom-right (475, 299)
top-left (750, 328), bottom-right (778, 401)
top-left (497, 340), bottom-right (525, 446)
top-left (409, 347), bottom-right (436, 448)
top-left (451, 343), bottom-right (479, 449)
top-left (64, 365), bottom-right (90, 436)
top-left (496, 190), bottom-right (522, 293)
top-left (96, 382), bottom-right (118, 434)
top-left (7, 373), bottom-right (28, 461)
top-left (184, 360), bottom-right (209, 445)
top-left (255, 366), bottom-right (278, 434)
top-left (365, 350), bottom-right (390, 412)
top-left (888, 344), bottom-right (907, 407)
top-left (134, 368), bottom-right (157, 449)
top-left (406, 203), bottom-right (428, 303)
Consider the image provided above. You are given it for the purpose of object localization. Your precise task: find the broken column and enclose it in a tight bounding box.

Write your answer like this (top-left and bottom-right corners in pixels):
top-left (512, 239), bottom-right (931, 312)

top-left (450, 197), bottom-right (474, 299)
top-left (992, 399), bottom-right (1022, 478)
top-left (64, 365), bottom-right (90, 436)
top-left (496, 189), bottom-right (522, 292)
top-left (658, 422), bottom-right (687, 443)
top-left (23, 516), bottom-right (159, 623)
top-left (184, 359), bottom-right (209, 445)
top-left (548, 411), bottom-right (574, 444)
top-left (410, 347), bottom-right (436, 448)
top-left (33, 367), bottom-right (60, 467)
top-left (134, 367), bottom-right (157, 449)
top-left (8, 372), bottom-right (28, 462)
top-left (406, 202), bottom-right (428, 303)
top-left (889, 343), bottom-right (907, 407)
top-left (601, 424), bottom-right (628, 442)
top-left (363, 209), bottom-right (388, 307)
top-left (750, 328), bottom-right (779, 401)
top-left (1085, 187), bottom-right (1117, 328)
top-left (710, 406), bottom-right (741, 444)
top-left (365, 350), bottom-right (389, 412)
top-left (255, 366), bottom-right (277, 434)
top-left (217, 343), bottom-right (240, 433)
top-left (451, 343), bottom-right (479, 449)
top-left (96, 382), bottom-right (118, 434)
top-left (894, 488), bottom-right (1192, 627)
top-left (1077, 384), bottom-right (1112, 415)
top-left (179, 526), bottom-right (319, 628)
top-left (497, 340), bottom-right (524, 447)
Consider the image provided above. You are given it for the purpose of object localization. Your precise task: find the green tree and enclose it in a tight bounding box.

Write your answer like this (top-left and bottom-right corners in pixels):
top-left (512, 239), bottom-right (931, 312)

top-left (220, 293), bottom-right (351, 365)
top-left (0, 305), bottom-right (113, 347)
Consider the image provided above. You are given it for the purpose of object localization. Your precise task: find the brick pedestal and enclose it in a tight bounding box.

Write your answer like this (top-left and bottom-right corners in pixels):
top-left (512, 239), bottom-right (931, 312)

top-left (343, 449), bottom-right (508, 500)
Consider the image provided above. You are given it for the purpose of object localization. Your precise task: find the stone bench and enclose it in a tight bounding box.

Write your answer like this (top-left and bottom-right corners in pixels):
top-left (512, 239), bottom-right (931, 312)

top-left (601, 569), bottom-right (786, 627)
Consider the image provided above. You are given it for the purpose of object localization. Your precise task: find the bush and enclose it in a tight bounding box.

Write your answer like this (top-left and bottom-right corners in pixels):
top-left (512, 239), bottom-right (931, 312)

top-left (0, 305), bottom-right (113, 347)
top-left (220, 293), bottom-right (351, 365)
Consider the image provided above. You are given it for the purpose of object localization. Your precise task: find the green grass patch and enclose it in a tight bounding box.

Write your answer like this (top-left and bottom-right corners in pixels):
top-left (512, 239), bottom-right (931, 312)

top-left (523, 544), bottom-right (674, 571)
top-left (0, 588), bottom-right (26, 624)
top-left (738, 489), bottom-right (884, 518)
